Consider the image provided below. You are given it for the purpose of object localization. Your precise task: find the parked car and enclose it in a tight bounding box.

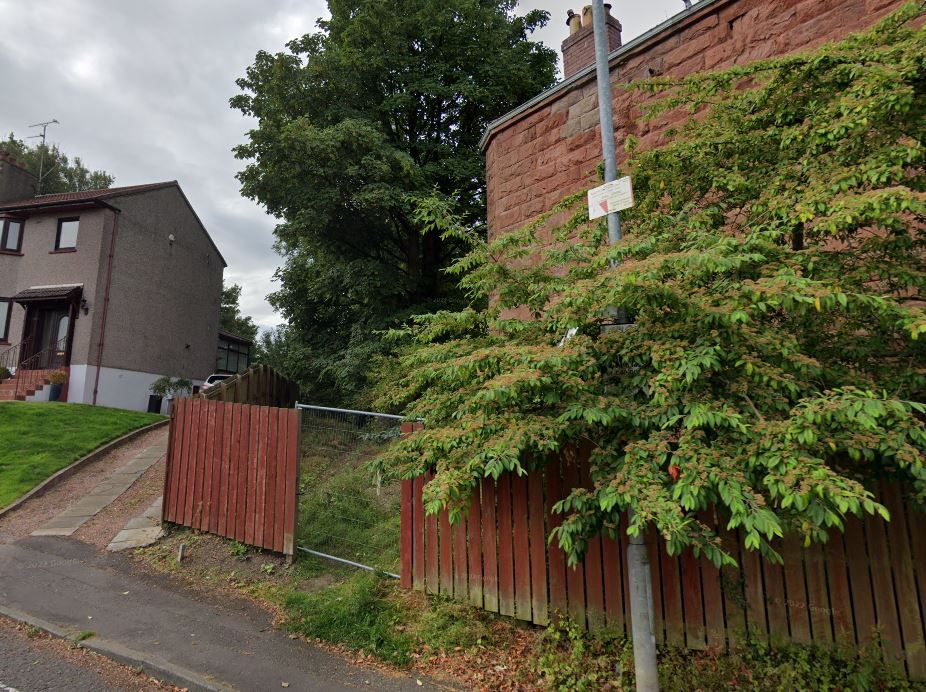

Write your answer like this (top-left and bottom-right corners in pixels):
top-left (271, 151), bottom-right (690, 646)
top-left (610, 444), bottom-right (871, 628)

top-left (201, 373), bottom-right (232, 391)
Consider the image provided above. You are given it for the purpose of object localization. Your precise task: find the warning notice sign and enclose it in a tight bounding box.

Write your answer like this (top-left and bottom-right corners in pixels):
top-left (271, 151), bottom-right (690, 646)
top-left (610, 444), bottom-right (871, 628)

top-left (588, 176), bottom-right (634, 220)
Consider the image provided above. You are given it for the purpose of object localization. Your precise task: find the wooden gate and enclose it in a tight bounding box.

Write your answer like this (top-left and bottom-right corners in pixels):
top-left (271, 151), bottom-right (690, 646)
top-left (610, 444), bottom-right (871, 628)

top-left (401, 459), bottom-right (926, 680)
top-left (163, 397), bottom-right (301, 555)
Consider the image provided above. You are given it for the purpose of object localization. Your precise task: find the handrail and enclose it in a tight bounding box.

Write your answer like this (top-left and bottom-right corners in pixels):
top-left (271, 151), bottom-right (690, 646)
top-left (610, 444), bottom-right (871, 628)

top-left (14, 337), bottom-right (67, 399)
top-left (0, 340), bottom-right (27, 383)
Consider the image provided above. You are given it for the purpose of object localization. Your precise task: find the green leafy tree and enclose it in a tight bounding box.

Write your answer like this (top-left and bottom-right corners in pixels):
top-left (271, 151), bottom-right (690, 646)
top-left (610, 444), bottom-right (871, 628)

top-left (231, 0), bottom-right (557, 406)
top-left (1, 133), bottom-right (114, 194)
top-left (382, 6), bottom-right (926, 566)
top-left (220, 282), bottom-right (260, 345)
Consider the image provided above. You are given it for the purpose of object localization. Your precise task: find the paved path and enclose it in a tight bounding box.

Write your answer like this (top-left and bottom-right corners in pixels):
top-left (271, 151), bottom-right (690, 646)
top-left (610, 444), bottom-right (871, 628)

top-left (0, 536), bottom-right (431, 691)
top-left (107, 496), bottom-right (164, 552)
top-left (31, 444), bottom-right (166, 537)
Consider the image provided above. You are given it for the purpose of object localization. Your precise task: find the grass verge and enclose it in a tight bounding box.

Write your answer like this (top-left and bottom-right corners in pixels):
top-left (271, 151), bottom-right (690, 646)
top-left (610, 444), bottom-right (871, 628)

top-left (0, 401), bottom-right (163, 507)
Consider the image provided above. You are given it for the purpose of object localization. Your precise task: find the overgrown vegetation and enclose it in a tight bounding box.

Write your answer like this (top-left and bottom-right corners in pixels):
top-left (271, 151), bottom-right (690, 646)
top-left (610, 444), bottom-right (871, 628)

top-left (533, 619), bottom-right (917, 691)
top-left (0, 402), bottom-right (162, 507)
top-left (283, 574), bottom-right (499, 666)
top-left (382, 6), bottom-right (926, 567)
top-left (231, 0), bottom-right (558, 407)
top-left (297, 418), bottom-right (402, 573)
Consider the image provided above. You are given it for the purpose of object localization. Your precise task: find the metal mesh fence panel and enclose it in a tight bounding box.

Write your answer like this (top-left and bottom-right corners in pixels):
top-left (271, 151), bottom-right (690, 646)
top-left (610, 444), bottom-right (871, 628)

top-left (296, 404), bottom-right (403, 576)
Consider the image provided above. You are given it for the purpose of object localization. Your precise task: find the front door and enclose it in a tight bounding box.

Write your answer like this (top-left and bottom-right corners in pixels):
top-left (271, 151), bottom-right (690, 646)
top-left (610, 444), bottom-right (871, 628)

top-left (22, 305), bottom-right (71, 370)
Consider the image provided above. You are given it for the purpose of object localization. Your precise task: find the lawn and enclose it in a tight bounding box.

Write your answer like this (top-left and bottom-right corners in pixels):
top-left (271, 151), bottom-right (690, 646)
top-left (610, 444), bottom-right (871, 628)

top-left (0, 402), bottom-right (164, 508)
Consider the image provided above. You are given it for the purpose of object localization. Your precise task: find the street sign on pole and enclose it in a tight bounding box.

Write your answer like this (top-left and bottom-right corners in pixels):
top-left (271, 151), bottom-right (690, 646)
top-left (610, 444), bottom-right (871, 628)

top-left (588, 176), bottom-right (634, 219)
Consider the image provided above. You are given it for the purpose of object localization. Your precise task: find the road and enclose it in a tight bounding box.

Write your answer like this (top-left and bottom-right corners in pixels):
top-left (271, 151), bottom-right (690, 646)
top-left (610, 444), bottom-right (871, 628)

top-left (0, 616), bottom-right (167, 691)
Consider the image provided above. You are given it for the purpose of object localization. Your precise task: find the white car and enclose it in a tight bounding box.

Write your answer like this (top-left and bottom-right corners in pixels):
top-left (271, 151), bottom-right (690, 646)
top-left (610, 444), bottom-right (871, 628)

top-left (200, 373), bottom-right (232, 391)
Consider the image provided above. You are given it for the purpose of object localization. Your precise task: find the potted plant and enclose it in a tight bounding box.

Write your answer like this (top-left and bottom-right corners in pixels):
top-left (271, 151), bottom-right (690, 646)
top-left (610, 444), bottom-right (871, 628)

top-left (47, 369), bottom-right (68, 402)
top-left (165, 378), bottom-right (193, 413)
top-left (149, 376), bottom-right (173, 414)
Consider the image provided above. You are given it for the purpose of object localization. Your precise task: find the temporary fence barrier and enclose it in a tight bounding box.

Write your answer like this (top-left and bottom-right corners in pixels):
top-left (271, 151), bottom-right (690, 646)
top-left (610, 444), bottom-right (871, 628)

top-left (296, 403), bottom-right (407, 577)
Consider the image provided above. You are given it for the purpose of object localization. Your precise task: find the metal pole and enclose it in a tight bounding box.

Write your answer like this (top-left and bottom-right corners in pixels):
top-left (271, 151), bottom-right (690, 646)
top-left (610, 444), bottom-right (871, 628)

top-left (28, 119), bottom-right (58, 196)
top-left (591, 2), bottom-right (659, 690)
top-left (591, 2), bottom-right (622, 248)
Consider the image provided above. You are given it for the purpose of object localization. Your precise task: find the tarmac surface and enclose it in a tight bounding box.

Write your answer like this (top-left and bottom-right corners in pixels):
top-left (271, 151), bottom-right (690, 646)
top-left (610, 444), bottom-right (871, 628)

top-left (0, 535), bottom-right (431, 691)
top-left (0, 628), bottom-right (117, 692)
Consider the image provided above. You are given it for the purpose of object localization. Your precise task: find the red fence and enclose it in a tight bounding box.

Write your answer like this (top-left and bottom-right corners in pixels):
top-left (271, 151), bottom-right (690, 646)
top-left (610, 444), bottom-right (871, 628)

top-left (163, 398), bottom-right (301, 555)
top-left (401, 458), bottom-right (926, 680)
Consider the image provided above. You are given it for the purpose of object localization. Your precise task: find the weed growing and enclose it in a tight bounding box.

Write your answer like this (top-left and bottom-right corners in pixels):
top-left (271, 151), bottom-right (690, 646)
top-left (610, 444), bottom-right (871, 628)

top-left (282, 572), bottom-right (503, 668)
top-left (532, 618), bottom-right (920, 691)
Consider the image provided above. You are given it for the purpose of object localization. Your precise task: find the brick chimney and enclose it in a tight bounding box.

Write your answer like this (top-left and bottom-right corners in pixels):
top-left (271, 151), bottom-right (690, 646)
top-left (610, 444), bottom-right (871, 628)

top-left (562, 4), bottom-right (622, 79)
top-left (0, 151), bottom-right (37, 202)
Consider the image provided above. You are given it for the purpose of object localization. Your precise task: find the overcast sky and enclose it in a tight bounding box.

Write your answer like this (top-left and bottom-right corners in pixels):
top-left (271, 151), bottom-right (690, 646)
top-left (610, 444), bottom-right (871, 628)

top-left (0, 0), bottom-right (691, 329)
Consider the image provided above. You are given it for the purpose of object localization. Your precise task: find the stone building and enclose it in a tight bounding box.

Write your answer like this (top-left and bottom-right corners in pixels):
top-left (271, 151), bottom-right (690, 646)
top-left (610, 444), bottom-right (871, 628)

top-left (481, 0), bottom-right (906, 242)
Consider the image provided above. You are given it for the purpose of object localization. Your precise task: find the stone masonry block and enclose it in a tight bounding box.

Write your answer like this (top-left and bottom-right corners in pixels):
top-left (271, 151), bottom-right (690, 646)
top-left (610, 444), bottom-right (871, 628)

top-left (486, 0), bottom-right (907, 241)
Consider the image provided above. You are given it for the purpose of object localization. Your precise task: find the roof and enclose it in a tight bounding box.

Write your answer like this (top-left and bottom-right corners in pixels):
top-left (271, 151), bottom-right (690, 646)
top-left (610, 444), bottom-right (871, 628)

top-left (0, 180), bottom-right (227, 268)
top-left (0, 182), bottom-right (177, 212)
top-left (12, 284), bottom-right (83, 303)
top-left (218, 329), bottom-right (253, 345)
top-left (479, 0), bottom-right (729, 151)
top-left (0, 150), bottom-right (34, 175)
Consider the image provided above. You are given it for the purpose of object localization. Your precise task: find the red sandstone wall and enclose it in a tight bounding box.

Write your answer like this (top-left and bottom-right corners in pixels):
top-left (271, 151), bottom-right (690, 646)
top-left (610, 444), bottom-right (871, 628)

top-left (485, 0), bottom-right (906, 241)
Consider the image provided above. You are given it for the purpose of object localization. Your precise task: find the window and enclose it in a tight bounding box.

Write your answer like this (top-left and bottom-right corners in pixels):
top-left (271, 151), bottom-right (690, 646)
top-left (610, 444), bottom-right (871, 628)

top-left (55, 217), bottom-right (80, 250)
top-left (0, 299), bottom-right (10, 342)
top-left (217, 338), bottom-right (251, 374)
top-left (1, 218), bottom-right (23, 253)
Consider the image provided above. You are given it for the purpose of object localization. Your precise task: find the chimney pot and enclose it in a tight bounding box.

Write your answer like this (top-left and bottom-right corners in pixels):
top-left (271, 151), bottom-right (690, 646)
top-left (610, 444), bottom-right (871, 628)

top-left (566, 9), bottom-right (582, 35)
top-left (562, 4), bottom-right (623, 79)
top-left (582, 5), bottom-right (593, 28)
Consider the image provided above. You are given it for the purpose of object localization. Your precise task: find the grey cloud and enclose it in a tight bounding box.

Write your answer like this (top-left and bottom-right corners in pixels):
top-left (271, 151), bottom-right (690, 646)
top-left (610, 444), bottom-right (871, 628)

top-left (2, 0), bottom-right (682, 329)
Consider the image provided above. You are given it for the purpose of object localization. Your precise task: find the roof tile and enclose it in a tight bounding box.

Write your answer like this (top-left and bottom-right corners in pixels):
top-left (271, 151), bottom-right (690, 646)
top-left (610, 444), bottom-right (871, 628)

top-left (0, 181), bottom-right (178, 211)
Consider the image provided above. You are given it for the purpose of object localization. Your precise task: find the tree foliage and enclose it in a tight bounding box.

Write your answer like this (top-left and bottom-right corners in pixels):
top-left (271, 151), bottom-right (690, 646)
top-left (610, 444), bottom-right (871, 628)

top-left (382, 6), bottom-right (926, 566)
top-left (231, 0), bottom-right (557, 406)
top-left (220, 282), bottom-right (260, 345)
top-left (1, 133), bottom-right (114, 194)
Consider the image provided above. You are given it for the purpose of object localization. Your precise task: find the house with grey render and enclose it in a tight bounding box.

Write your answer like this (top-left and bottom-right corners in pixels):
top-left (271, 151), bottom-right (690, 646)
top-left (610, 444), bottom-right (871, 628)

top-left (0, 151), bottom-right (225, 411)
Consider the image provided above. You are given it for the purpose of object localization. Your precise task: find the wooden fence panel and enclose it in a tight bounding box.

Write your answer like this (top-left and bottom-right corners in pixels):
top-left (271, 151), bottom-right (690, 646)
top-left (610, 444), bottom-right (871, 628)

top-left (660, 543), bottom-right (685, 646)
top-left (882, 483), bottom-right (926, 679)
top-left (512, 474), bottom-right (532, 622)
top-left (399, 450), bottom-right (926, 681)
top-left (199, 364), bottom-right (299, 408)
top-left (528, 472), bottom-right (548, 625)
top-left (546, 460), bottom-right (568, 619)
top-left (824, 532), bottom-right (854, 647)
top-left (868, 510), bottom-right (905, 669)
top-left (453, 510), bottom-right (468, 598)
top-left (439, 509), bottom-right (453, 597)
top-left (481, 475), bottom-right (499, 611)
top-left (425, 471), bottom-right (439, 595)
top-left (496, 474), bottom-right (515, 617)
top-left (468, 488), bottom-right (484, 608)
top-left (163, 399), bottom-right (299, 555)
